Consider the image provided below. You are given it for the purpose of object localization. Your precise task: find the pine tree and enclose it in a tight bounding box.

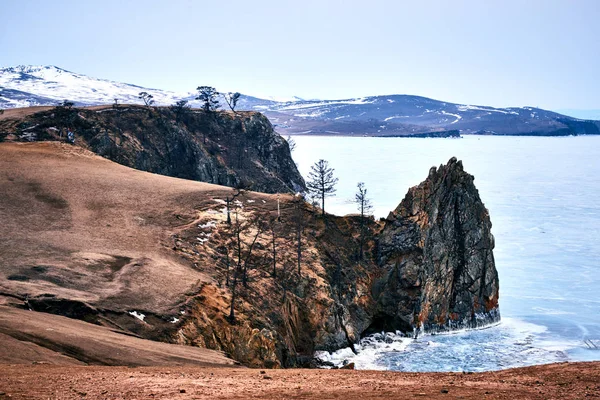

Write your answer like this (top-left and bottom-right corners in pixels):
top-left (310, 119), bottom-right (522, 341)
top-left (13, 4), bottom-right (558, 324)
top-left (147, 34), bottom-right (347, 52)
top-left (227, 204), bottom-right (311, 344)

top-left (354, 182), bottom-right (373, 260)
top-left (196, 86), bottom-right (220, 112)
top-left (307, 159), bottom-right (338, 216)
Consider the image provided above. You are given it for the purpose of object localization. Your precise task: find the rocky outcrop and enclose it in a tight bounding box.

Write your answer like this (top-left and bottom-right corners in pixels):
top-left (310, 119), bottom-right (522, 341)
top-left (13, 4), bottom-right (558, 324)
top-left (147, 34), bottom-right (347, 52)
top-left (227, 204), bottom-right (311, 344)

top-left (375, 157), bottom-right (499, 333)
top-left (0, 106), bottom-right (305, 193)
top-left (0, 137), bottom-right (498, 368)
top-left (170, 157), bottom-right (500, 366)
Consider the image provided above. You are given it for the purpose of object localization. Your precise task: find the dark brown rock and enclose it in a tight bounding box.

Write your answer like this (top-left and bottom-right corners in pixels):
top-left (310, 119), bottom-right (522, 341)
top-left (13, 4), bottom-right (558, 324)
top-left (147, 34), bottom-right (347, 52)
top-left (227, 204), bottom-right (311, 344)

top-left (0, 106), bottom-right (306, 194)
top-left (340, 362), bottom-right (355, 370)
top-left (375, 157), bottom-right (500, 333)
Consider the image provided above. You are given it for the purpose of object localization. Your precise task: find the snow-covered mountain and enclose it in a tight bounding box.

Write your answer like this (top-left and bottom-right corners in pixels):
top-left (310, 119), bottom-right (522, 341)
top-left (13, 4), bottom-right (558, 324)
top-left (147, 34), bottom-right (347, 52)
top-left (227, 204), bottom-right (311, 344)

top-left (0, 65), bottom-right (185, 107)
top-left (1, 65), bottom-right (599, 136)
top-left (260, 95), bottom-right (600, 136)
top-left (0, 65), bottom-right (279, 112)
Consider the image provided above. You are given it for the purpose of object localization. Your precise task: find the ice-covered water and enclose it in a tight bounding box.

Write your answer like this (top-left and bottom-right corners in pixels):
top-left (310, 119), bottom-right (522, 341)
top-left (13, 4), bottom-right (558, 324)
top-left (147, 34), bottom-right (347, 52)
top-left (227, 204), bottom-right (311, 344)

top-left (293, 135), bottom-right (600, 371)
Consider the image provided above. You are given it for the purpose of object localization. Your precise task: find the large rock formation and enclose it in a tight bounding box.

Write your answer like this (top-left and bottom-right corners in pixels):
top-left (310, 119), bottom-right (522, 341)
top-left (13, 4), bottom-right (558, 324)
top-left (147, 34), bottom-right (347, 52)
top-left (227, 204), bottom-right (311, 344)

top-left (375, 157), bottom-right (499, 333)
top-left (304, 157), bottom-right (500, 358)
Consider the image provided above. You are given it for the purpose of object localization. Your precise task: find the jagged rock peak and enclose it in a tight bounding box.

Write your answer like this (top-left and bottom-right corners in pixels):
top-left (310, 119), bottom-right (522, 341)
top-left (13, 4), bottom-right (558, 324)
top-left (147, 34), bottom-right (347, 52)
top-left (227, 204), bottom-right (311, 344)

top-left (377, 157), bottom-right (500, 334)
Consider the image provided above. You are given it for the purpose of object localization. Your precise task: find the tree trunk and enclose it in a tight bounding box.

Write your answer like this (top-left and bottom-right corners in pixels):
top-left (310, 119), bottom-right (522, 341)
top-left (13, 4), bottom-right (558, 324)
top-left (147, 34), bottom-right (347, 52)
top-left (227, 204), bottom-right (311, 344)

top-left (297, 227), bottom-right (301, 276)
top-left (272, 229), bottom-right (277, 278)
top-left (229, 267), bottom-right (238, 321)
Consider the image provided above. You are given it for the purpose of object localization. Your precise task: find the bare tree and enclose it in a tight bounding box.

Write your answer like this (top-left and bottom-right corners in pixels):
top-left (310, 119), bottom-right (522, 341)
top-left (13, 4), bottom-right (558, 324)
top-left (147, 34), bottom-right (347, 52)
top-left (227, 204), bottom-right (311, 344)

top-left (354, 182), bottom-right (373, 260)
top-left (224, 92), bottom-right (241, 112)
top-left (225, 188), bottom-right (245, 225)
top-left (227, 210), bottom-right (265, 321)
top-left (292, 195), bottom-right (305, 276)
top-left (241, 221), bottom-right (264, 288)
top-left (112, 98), bottom-right (120, 110)
top-left (270, 219), bottom-right (278, 278)
top-left (307, 159), bottom-right (339, 216)
top-left (228, 211), bottom-right (241, 321)
top-left (196, 86), bottom-right (220, 112)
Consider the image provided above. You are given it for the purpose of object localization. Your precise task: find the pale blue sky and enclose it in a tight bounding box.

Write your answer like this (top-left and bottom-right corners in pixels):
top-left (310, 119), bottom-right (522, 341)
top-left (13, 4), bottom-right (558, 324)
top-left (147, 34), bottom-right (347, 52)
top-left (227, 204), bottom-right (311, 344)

top-left (1, 0), bottom-right (599, 109)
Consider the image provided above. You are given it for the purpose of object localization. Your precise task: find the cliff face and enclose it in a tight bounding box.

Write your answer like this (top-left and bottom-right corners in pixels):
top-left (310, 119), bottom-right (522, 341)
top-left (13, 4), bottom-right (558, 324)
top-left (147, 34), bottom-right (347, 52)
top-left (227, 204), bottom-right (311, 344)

top-left (169, 157), bottom-right (500, 366)
top-left (0, 106), bottom-right (305, 193)
top-left (375, 158), bottom-right (499, 333)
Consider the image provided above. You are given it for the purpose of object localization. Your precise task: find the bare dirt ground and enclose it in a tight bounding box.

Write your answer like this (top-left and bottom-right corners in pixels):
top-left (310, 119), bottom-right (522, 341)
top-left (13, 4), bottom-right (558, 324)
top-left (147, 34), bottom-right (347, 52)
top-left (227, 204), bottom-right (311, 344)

top-left (0, 141), bottom-right (243, 316)
top-left (0, 362), bottom-right (598, 399)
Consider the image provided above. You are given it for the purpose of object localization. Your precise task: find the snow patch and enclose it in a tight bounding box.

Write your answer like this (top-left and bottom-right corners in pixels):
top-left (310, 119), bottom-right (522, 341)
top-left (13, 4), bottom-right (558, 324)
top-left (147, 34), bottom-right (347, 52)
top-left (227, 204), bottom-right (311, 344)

top-left (440, 110), bottom-right (462, 124)
top-left (129, 311), bottom-right (146, 321)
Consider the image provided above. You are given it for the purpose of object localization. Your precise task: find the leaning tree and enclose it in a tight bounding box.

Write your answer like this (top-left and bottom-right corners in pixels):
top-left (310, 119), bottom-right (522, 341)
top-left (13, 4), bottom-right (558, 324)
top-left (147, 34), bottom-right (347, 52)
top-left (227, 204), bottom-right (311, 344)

top-left (224, 92), bottom-right (241, 112)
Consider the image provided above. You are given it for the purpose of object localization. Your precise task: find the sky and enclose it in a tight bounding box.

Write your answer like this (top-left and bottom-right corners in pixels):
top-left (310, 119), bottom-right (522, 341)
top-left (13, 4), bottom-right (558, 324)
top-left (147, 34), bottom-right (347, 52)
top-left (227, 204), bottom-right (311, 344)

top-left (1, 0), bottom-right (599, 109)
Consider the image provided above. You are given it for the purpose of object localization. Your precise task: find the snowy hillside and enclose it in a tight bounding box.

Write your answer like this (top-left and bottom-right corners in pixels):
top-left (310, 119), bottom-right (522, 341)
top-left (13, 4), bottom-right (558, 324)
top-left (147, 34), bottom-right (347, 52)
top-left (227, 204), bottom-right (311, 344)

top-left (259, 95), bottom-right (600, 135)
top-left (0, 65), bottom-right (185, 108)
top-left (1, 65), bottom-right (598, 136)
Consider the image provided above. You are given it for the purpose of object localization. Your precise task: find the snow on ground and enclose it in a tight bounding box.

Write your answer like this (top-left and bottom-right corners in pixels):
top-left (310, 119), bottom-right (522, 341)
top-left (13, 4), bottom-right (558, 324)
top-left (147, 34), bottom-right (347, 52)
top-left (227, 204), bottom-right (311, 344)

top-left (198, 221), bottom-right (216, 229)
top-left (440, 110), bottom-right (462, 124)
top-left (0, 65), bottom-right (186, 107)
top-left (456, 104), bottom-right (519, 115)
top-left (128, 311), bottom-right (146, 321)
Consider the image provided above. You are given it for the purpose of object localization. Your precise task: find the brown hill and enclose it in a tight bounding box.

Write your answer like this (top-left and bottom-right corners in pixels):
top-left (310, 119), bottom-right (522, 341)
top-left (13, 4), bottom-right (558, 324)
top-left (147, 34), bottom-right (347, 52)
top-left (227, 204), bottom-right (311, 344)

top-left (0, 141), bottom-right (499, 368)
top-left (0, 306), bottom-right (235, 366)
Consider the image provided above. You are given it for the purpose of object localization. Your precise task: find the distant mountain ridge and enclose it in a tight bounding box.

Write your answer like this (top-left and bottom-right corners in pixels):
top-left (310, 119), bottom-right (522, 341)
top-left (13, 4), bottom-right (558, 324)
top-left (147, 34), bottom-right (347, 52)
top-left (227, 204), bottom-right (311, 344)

top-left (1, 65), bottom-right (599, 136)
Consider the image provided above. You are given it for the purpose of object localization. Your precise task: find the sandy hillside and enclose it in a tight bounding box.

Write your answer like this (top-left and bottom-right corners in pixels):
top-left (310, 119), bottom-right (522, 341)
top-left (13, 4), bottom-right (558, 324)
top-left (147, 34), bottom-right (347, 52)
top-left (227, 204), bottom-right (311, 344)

top-left (0, 141), bottom-right (254, 314)
top-left (0, 306), bottom-right (235, 367)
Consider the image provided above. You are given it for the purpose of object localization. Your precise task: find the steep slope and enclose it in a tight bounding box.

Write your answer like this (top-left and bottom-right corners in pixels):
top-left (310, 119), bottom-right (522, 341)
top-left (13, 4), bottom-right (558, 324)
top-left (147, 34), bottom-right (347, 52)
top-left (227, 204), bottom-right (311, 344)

top-left (0, 105), bottom-right (305, 194)
top-left (376, 158), bottom-right (499, 333)
top-left (0, 306), bottom-right (236, 366)
top-left (0, 142), bottom-right (499, 368)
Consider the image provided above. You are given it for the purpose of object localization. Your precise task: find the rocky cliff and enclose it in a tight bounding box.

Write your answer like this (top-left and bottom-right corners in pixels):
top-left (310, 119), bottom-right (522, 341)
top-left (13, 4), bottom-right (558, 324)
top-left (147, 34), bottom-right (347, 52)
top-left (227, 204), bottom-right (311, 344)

top-left (0, 105), bottom-right (305, 193)
top-left (375, 158), bottom-right (499, 334)
top-left (0, 140), bottom-right (499, 369)
top-left (168, 158), bottom-right (500, 366)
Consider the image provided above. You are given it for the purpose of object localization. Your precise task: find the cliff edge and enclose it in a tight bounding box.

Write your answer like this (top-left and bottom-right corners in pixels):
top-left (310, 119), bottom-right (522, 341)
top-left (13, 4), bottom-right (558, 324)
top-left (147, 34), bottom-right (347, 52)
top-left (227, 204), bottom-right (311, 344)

top-left (0, 105), bottom-right (305, 193)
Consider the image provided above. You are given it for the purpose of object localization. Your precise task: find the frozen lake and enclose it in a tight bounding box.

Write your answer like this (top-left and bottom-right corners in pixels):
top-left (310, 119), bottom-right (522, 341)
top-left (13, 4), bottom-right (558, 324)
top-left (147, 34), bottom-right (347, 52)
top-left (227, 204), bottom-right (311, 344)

top-left (293, 134), bottom-right (600, 371)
